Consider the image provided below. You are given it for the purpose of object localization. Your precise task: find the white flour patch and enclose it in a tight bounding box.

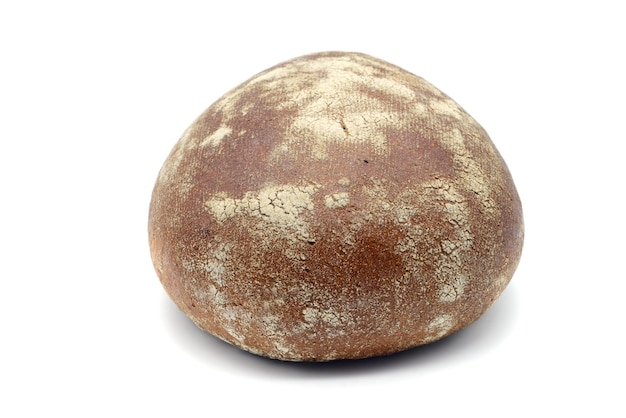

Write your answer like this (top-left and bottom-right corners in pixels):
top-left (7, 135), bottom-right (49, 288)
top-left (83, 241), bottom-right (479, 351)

top-left (392, 180), bottom-right (474, 304)
top-left (205, 183), bottom-right (320, 242)
top-left (439, 128), bottom-right (496, 214)
top-left (287, 99), bottom-right (394, 160)
top-left (338, 177), bottom-right (351, 186)
top-left (182, 242), bottom-right (232, 287)
top-left (249, 54), bottom-right (429, 161)
top-left (324, 192), bottom-right (350, 209)
top-left (437, 275), bottom-right (468, 302)
top-left (302, 306), bottom-right (352, 337)
top-left (423, 314), bottom-right (454, 343)
top-left (430, 98), bottom-right (464, 119)
top-left (201, 126), bottom-right (232, 148)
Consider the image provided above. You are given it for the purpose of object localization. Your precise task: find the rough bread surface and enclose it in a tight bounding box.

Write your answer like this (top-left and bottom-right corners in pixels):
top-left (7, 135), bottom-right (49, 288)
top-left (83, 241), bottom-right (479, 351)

top-left (148, 52), bottom-right (524, 361)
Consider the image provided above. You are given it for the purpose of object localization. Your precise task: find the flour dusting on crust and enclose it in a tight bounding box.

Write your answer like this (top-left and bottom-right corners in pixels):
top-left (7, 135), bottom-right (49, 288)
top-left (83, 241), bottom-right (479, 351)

top-left (205, 183), bottom-right (320, 242)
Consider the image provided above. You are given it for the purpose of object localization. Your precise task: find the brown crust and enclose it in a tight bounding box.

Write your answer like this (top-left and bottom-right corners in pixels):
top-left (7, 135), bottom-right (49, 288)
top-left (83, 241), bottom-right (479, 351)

top-left (148, 52), bottom-right (524, 361)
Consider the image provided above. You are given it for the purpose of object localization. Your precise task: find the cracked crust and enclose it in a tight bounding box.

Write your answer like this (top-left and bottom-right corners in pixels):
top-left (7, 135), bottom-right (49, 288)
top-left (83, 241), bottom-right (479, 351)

top-left (148, 51), bottom-right (524, 361)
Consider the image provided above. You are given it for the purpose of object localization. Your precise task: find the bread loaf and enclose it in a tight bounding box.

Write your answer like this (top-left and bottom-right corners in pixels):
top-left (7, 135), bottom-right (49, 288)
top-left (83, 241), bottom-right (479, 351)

top-left (148, 52), bottom-right (524, 361)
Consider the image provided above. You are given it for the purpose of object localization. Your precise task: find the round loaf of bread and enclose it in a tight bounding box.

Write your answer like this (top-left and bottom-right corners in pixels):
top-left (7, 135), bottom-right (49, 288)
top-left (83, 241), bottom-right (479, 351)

top-left (148, 52), bottom-right (524, 361)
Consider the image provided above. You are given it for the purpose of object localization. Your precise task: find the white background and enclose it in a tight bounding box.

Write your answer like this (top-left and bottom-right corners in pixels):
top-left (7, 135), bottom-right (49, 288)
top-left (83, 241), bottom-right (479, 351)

top-left (1, 1), bottom-right (624, 416)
